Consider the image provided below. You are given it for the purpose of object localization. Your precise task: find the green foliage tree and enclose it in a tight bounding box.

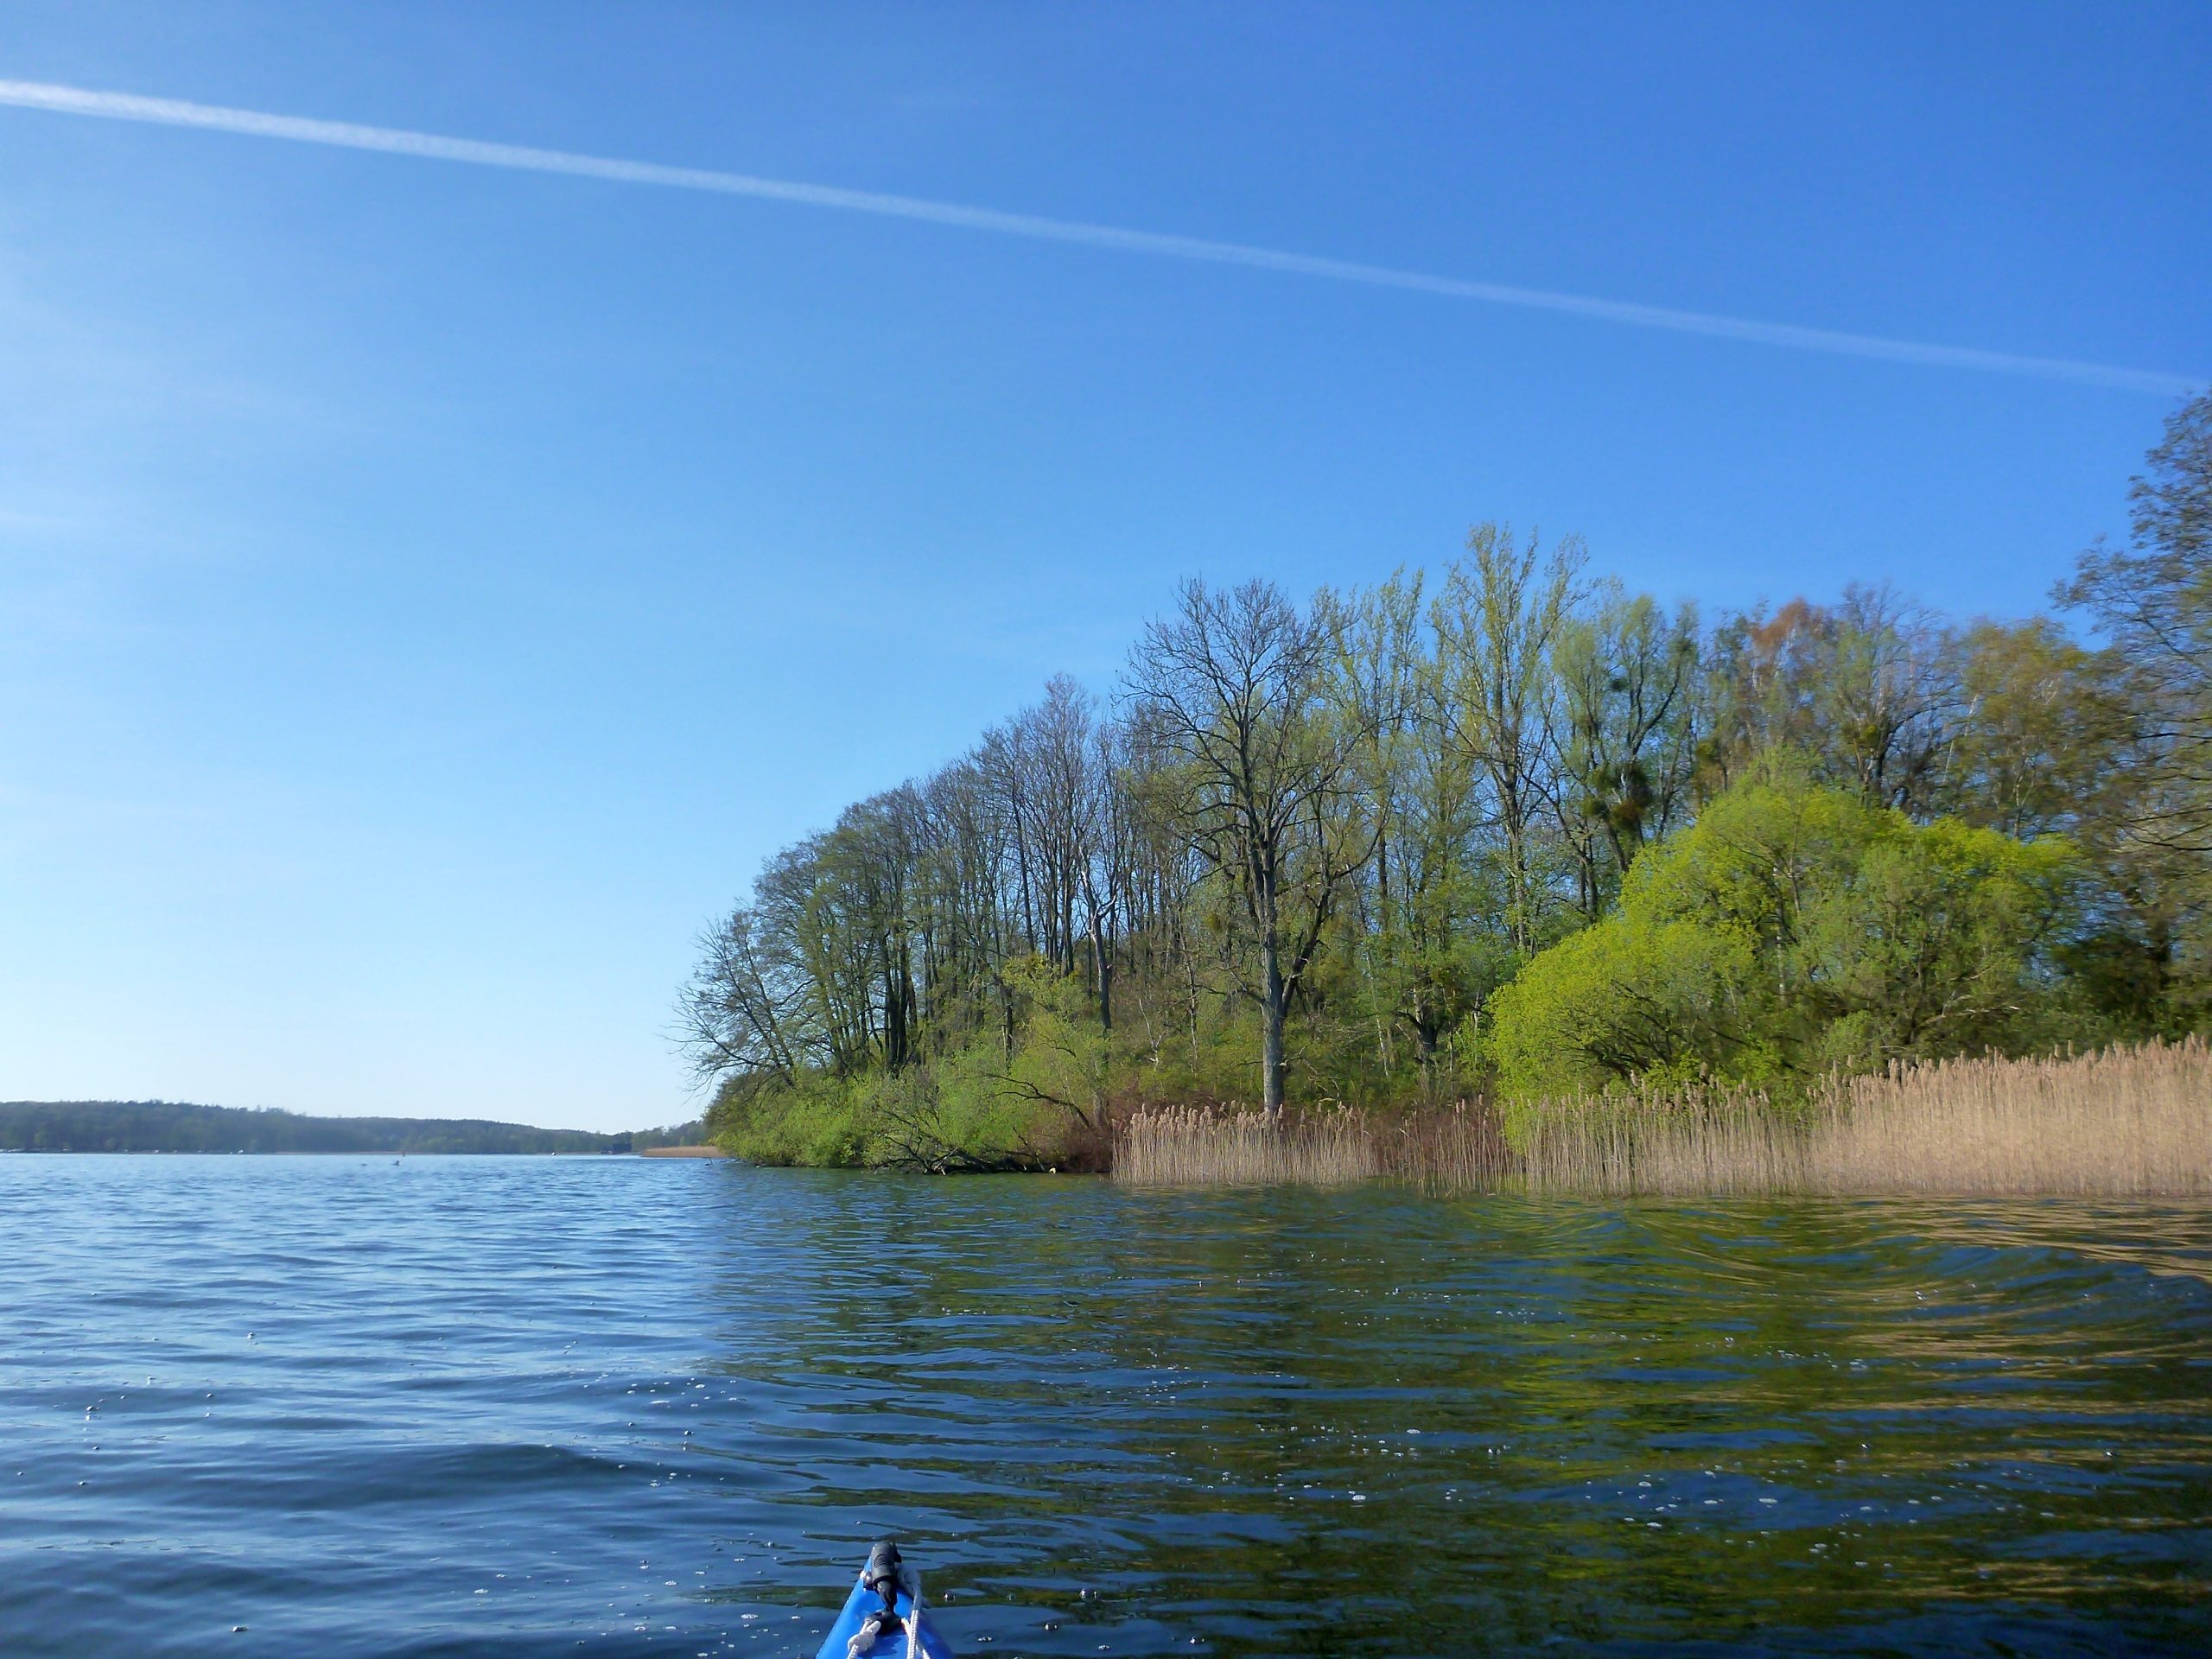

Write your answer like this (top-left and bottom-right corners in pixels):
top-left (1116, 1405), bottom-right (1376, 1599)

top-left (1486, 772), bottom-right (2080, 1099)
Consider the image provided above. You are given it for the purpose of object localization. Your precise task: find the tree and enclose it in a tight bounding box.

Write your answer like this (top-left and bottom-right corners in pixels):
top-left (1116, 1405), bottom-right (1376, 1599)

top-left (1486, 773), bottom-right (2080, 1099)
top-left (2062, 391), bottom-right (2212, 816)
top-left (2048, 391), bottom-right (2212, 1028)
top-left (1125, 578), bottom-right (1378, 1113)
top-left (1550, 582), bottom-right (1701, 913)
top-left (1944, 619), bottom-right (2116, 842)
top-left (1433, 524), bottom-right (1586, 959)
top-left (1330, 571), bottom-right (1482, 1086)
top-left (1698, 586), bottom-right (1958, 816)
top-left (677, 904), bottom-right (806, 1089)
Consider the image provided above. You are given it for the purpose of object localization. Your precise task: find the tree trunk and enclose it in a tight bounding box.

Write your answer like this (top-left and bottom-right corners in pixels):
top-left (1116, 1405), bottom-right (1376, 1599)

top-left (1261, 932), bottom-right (1287, 1116)
top-left (1090, 911), bottom-right (1114, 1033)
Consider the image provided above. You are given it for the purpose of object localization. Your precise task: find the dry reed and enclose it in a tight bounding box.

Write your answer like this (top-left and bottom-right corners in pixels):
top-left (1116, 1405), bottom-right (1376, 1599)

top-left (1113, 1100), bottom-right (1509, 1189)
top-left (1112, 1038), bottom-right (2210, 1198)
top-left (1806, 1039), bottom-right (2209, 1198)
top-left (1114, 1104), bottom-right (1380, 1186)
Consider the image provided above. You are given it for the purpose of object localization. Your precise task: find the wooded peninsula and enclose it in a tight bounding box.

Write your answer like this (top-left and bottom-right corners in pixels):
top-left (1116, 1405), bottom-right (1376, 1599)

top-left (678, 392), bottom-right (2211, 1179)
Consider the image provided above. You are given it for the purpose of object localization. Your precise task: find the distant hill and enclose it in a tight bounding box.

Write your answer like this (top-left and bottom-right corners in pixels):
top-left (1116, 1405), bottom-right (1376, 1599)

top-left (0, 1100), bottom-right (705, 1155)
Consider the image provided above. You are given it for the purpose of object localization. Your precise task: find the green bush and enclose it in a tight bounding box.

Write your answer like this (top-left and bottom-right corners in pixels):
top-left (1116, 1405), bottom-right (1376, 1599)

top-left (1485, 772), bottom-right (2080, 1099)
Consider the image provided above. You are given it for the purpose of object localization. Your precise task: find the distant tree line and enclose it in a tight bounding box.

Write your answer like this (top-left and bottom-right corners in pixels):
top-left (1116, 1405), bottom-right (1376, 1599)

top-left (0, 1100), bottom-right (697, 1154)
top-left (626, 1117), bottom-right (710, 1151)
top-left (680, 391), bottom-right (2212, 1168)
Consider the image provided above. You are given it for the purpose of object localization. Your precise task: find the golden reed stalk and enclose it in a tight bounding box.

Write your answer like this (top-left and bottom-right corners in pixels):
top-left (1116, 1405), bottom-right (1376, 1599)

top-left (1112, 1038), bottom-right (2209, 1198)
top-left (1112, 1100), bottom-right (1508, 1189)
top-left (1111, 1103), bottom-right (1382, 1186)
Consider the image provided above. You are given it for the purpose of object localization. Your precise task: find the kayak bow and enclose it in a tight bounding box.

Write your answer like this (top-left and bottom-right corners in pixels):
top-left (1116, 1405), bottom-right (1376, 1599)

top-left (816, 1541), bottom-right (954, 1659)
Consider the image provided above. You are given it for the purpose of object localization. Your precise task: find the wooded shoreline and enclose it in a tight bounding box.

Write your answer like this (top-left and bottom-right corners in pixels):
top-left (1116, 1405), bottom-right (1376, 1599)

top-left (682, 393), bottom-right (2212, 1174)
top-left (0, 1100), bottom-right (707, 1156)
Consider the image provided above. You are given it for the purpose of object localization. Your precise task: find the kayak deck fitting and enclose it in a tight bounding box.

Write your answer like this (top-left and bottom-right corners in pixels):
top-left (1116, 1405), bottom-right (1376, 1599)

top-left (816, 1541), bottom-right (954, 1659)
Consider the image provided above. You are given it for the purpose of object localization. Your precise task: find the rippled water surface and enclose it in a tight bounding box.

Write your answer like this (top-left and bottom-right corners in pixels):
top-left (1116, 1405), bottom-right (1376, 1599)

top-left (3, 1157), bottom-right (2209, 1656)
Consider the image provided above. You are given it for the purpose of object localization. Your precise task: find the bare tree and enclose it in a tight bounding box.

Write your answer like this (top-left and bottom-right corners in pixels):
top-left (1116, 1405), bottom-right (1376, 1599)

top-left (675, 905), bottom-right (806, 1088)
top-left (1124, 578), bottom-right (1377, 1114)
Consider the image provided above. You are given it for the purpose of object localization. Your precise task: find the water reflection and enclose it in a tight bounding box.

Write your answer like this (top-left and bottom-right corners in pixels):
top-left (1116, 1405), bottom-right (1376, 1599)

top-left (701, 1180), bottom-right (2212, 1655)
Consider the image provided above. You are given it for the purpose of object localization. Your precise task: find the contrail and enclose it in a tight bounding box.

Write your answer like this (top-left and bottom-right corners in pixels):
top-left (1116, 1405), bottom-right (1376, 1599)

top-left (1, 78), bottom-right (2196, 397)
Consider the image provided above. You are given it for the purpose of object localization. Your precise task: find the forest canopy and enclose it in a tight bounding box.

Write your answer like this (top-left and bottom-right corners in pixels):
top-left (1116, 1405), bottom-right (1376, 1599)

top-left (680, 391), bottom-right (2212, 1169)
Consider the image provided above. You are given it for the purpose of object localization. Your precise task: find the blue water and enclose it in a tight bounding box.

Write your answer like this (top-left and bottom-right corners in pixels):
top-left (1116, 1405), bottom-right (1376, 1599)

top-left (3, 1156), bottom-right (2208, 1656)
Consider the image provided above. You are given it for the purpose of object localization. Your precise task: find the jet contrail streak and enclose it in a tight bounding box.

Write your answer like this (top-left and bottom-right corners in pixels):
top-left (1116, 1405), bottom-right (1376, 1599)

top-left (0, 78), bottom-right (2196, 397)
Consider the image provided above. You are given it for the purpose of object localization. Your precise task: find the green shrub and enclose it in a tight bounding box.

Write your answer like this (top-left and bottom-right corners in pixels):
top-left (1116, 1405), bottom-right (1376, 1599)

top-left (1485, 772), bottom-right (2081, 1099)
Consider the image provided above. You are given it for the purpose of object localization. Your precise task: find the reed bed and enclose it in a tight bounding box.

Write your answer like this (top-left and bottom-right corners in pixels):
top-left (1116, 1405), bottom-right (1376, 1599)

top-left (1112, 1038), bottom-right (2211, 1198)
top-left (1805, 1039), bottom-right (2209, 1198)
top-left (1113, 1100), bottom-right (1510, 1189)
top-left (1517, 1087), bottom-right (1808, 1198)
top-left (1114, 1103), bottom-right (1380, 1186)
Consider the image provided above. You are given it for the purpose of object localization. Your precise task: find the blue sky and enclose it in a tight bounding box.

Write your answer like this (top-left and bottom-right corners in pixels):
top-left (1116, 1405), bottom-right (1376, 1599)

top-left (2, 3), bottom-right (2205, 1129)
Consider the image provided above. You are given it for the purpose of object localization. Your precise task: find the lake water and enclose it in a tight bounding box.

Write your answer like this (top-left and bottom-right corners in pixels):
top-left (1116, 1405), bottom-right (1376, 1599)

top-left (3, 1156), bottom-right (2208, 1656)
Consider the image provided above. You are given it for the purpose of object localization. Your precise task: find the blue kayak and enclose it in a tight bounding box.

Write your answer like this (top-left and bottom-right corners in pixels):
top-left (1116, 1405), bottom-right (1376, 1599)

top-left (815, 1542), bottom-right (953, 1659)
